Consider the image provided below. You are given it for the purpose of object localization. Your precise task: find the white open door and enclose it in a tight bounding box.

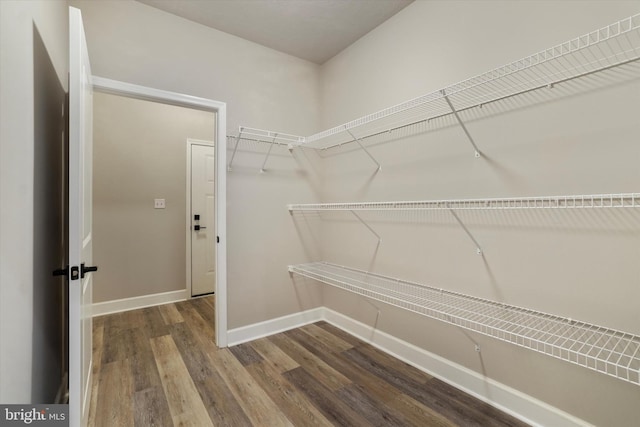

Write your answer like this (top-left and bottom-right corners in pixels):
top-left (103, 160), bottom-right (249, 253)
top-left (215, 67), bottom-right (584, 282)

top-left (69, 7), bottom-right (95, 427)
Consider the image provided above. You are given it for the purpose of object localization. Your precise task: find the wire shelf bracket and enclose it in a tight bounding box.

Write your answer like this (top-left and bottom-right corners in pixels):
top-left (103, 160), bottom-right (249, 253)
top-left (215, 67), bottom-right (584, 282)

top-left (288, 262), bottom-right (640, 386)
top-left (260, 134), bottom-right (278, 173)
top-left (442, 89), bottom-right (482, 158)
top-left (345, 127), bottom-right (382, 171)
top-left (227, 128), bottom-right (244, 171)
top-left (448, 206), bottom-right (482, 255)
top-left (350, 210), bottom-right (382, 244)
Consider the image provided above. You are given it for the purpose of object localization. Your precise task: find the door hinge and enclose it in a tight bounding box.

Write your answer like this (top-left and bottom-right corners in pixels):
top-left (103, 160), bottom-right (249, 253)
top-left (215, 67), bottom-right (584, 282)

top-left (217, 236), bottom-right (220, 243)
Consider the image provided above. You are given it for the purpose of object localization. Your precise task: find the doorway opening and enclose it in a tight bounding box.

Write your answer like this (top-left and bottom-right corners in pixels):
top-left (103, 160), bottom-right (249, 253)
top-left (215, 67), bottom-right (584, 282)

top-left (92, 77), bottom-right (228, 347)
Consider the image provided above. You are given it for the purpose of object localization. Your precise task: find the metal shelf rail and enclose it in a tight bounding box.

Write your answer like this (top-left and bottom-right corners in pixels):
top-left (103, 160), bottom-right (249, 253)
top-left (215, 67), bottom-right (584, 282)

top-left (302, 14), bottom-right (640, 152)
top-left (228, 126), bottom-right (304, 171)
top-left (289, 193), bottom-right (640, 254)
top-left (288, 193), bottom-right (640, 212)
top-left (289, 262), bottom-right (640, 386)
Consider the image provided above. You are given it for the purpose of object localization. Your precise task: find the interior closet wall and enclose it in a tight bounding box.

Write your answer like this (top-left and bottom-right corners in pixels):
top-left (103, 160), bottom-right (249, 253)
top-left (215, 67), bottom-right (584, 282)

top-left (315, 1), bottom-right (640, 425)
top-left (70, 0), bottom-right (323, 328)
top-left (92, 92), bottom-right (214, 303)
top-left (0, 0), bottom-right (69, 404)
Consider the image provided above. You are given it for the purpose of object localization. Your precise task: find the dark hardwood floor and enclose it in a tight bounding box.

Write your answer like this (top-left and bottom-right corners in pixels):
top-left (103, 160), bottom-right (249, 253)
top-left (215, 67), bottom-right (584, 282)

top-left (89, 297), bottom-right (529, 426)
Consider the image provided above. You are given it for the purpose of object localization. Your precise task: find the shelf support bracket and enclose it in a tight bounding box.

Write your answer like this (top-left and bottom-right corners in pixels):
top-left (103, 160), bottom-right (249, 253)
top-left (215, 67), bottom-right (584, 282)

top-left (228, 128), bottom-right (244, 171)
top-left (350, 210), bottom-right (382, 244)
top-left (441, 90), bottom-right (482, 158)
top-left (448, 206), bottom-right (482, 255)
top-left (260, 134), bottom-right (278, 173)
top-left (345, 128), bottom-right (382, 171)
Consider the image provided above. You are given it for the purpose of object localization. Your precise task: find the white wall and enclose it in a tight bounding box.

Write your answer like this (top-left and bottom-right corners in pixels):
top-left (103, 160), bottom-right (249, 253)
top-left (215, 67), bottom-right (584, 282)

top-left (69, 0), bottom-right (320, 135)
top-left (315, 1), bottom-right (640, 425)
top-left (0, 0), bottom-right (69, 403)
top-left (69, 0), bottom-right (324, 328)
top-left (4, 0), bottom-right (635, 420)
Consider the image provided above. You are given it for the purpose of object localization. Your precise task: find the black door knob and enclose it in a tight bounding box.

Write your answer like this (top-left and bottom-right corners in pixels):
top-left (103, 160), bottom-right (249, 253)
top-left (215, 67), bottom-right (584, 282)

top-left (81, 263), bottom-right (98, 278)
top-left (53, 265), bottom-right (80, 280)
top-left (53, 266), bottom-right (68, 277)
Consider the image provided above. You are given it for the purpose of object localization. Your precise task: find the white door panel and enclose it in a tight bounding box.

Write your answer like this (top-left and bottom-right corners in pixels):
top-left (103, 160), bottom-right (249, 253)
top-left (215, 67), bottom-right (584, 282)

top-left (191, 144), bottom-right (216, 296)
top-left (69, 7), bottom-right (95, 426)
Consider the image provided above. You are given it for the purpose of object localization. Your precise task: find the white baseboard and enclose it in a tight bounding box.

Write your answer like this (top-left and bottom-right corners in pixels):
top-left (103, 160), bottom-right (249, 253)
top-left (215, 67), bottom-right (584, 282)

top-left (322, 308), bottom-right (592, 427)
top-left (92, 289), bottom-right (188, 317)
top-left (227, 307), bottom-right (324, 346)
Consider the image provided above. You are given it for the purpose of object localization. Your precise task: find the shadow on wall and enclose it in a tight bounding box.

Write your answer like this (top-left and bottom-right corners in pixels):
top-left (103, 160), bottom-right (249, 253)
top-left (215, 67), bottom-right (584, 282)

top-left (32, 25), bottom-right (67, 403)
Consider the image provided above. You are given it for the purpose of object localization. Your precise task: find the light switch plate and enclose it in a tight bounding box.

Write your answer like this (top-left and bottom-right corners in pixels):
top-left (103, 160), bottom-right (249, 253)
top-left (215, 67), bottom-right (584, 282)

top-left (154, 199), bottom-right (166, 209)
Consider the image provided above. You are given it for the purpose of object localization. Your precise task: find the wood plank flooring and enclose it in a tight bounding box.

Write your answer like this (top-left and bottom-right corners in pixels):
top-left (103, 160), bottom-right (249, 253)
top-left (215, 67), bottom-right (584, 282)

top-left (89, 297), bottom-right (529, 426)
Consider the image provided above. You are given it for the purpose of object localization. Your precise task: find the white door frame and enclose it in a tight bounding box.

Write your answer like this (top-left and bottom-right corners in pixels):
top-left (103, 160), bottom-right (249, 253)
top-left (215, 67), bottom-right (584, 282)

top-left (91, 77), bottom-right (228, 347)
top-left (186, 139), bottom-right (216, 298)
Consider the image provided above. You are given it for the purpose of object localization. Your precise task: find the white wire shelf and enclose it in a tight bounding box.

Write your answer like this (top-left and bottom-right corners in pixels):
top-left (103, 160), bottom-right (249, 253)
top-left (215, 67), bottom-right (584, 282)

top-left (289, 262), bottom-right (640, 386)
top-left (226, 134), bottom-right (294, 147)
top-left (288, 193), bottom-right (640, 212)
top-left (235, 126), bottom-right (305, 146)
top-left (302, 14), bottom-right (640, 150)
top-left (230, 14), bottom-right (640, 168)
top-left (228, 126), bottom-right (305, 171)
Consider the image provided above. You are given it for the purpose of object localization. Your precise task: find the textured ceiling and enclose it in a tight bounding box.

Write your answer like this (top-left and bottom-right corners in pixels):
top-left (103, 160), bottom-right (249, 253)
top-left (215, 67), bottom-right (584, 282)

top-left (136, 0), bottom-right (414, 64)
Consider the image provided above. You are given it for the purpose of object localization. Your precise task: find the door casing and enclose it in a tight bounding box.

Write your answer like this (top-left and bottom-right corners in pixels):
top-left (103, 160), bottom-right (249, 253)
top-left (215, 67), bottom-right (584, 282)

top-left (92, 76), bottom-right (228, 347)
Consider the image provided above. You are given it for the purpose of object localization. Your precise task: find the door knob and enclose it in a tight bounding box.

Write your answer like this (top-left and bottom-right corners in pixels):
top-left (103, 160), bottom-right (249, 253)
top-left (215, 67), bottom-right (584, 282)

top-left (81, 263), bottom-right (98, 278)
top-left (194, 225), bottom-right (207, 231)
top-left (53, 265), bottom-right (80, 280)
top-left (53, 266), bottom-right (69, 277)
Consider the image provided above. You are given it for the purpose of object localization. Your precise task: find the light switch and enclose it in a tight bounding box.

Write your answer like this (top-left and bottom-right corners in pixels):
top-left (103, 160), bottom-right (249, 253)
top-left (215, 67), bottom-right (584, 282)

top-left (154, 199), bottom-right (166, 209)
